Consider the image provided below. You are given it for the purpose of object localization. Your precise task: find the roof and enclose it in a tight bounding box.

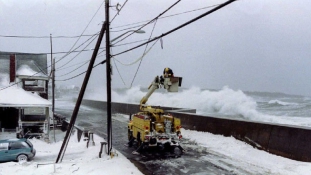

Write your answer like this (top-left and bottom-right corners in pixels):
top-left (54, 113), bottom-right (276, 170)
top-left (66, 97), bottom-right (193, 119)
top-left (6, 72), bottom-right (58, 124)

top-left (0, 86), bottom-right (51, 107)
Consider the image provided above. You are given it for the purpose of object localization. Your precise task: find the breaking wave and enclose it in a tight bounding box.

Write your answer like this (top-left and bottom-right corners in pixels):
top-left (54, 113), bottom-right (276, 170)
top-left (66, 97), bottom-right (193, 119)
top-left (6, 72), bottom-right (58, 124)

top-left (84, 86), bottom-right (311, 126)
top-left (85, 86), bottom-right (272, 121)
top-left (268, 100), bottom-right (298, 106)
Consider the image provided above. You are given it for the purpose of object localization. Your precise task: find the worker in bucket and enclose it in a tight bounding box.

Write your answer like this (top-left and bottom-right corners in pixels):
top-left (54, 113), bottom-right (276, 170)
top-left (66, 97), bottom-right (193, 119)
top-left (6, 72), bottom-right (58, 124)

top-left (163, 67), bottom-right (174, 77)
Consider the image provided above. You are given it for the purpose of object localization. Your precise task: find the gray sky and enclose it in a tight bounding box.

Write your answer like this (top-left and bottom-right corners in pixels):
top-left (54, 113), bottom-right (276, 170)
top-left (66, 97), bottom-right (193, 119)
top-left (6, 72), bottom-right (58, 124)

top-left (1, 0), bottom-right (311, 96)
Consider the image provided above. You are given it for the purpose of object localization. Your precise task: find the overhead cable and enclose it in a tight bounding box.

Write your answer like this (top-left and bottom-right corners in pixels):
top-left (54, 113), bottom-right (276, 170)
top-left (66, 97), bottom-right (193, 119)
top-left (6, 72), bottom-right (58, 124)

top-left (110, 0), bottom-right (129, 23)
top-left (56, 33), bottom-right (99, 69)
top-left (55, 60), bottom-right (106, 81)
top-left (0, 1), bottom-right (105, 92)
top-left (56, 60), bottom-right (90, 77)
top-left (112, 0), bottom-right (182, 46)
top-left (110, 0), bottom-right (180, 88)
top-left (57, 59), bottom-right (91, 71)
top-left (112, 43), bottom-right (155, 66)
top-left (111, 50), bottom-right (126, 86)
top-left (55, 0), bottom-right (105, 65)
top-left (0, 34), bottom-right (98, 39)
top-left (130, 19), bottom-right (159, 87)
top-left (0, 40), bottom-right (95, 91)
top-left (112, 0), bottom-right (237, 57)
top-left (111, 3), bottom-right (221, 31)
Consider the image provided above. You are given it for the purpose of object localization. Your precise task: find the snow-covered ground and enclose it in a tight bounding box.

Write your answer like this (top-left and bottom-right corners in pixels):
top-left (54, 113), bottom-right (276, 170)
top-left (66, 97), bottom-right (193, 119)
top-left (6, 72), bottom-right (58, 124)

top-left (1, 128), bottom-right (311, 175)
top-left (0, 131), bottom-right (143, 175)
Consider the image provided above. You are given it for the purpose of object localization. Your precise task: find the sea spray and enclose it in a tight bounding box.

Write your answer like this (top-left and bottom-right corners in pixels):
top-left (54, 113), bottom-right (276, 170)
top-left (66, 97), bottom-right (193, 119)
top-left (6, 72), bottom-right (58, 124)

top-left (83, 85), bottom-right (311, 127)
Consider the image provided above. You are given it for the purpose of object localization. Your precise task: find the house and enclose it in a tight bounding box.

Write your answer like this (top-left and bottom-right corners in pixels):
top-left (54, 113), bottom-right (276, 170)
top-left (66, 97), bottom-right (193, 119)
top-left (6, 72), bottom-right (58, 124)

top-left (0, 52), bottom-right (51, 139)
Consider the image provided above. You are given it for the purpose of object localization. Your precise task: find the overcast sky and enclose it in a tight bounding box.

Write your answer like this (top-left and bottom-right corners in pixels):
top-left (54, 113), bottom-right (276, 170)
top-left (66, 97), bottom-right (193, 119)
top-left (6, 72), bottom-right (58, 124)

top-left (1, 0), bottom-right (311, 96)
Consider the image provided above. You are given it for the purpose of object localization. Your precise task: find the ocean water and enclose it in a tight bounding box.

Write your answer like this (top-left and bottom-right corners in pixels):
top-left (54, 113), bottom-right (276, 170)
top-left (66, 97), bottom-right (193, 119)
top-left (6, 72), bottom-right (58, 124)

top-left (84, 86), bottom-right (311, 128)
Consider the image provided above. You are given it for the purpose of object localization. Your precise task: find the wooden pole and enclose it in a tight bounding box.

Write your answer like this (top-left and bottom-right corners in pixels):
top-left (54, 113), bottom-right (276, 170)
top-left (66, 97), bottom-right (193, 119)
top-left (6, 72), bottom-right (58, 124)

top-left (105, 0), bottom-right (112, 156)
top-left (55, 22), bottom-right (106, 163)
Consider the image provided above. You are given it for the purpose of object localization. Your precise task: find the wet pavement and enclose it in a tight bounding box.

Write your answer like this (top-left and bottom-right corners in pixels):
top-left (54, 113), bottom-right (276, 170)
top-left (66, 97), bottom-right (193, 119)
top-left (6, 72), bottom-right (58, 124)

top-left (55, 99), bottom-right (253, 175)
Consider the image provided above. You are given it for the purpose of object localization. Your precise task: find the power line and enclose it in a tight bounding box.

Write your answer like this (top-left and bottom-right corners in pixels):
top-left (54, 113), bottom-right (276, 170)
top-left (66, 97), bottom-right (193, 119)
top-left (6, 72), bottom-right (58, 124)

top-left (1, 1), bottom-right (236, 90)
top-left (107, 0), bottom-right (181, 87)
top-left (112, 38), bottom-right (160, 87)
top-left (56, 60), bottom-right (90, 77)
top-left (111, 50), bottom-right (126, 86)
top-left (56, 33), bottom-right (99, 69)
top-left (55, 60), bottom-right (106, 81)
top-left (54, 0), bottom-right (105, 67)
top-left (130, 18), bottom-right (159, 87)
top-left (112, 0), bottom-right (182, 46)
top-left (0, 49), bottom-right (95, 55)
top-left (0, 70), bottom-right (45, 91)
top-left (110, 3), bottom-right (221, 31)
top-left (112, 0), bottom-right (237, 57)
top-left (0, 1), bottom-right (105, 92)
top-left (0, 34), bottom-right (98, 39)
top-left (110, 0), bottom-right (129, 23)
top-left (57, 59), bottom-right (90, 71)
top-left (112, 38), bottom-right (149, 47)
top-left (0, 33), bottom-right (100, 91)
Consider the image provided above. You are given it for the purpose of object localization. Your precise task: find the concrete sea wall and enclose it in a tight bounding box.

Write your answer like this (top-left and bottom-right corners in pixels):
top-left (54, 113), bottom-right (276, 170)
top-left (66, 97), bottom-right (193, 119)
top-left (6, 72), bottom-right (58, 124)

top-left (81, 99), bottom-right (311, 162)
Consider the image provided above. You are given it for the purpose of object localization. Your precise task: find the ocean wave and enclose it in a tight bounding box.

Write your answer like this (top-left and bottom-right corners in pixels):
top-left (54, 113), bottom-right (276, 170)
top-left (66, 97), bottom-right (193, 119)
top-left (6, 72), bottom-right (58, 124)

top-left (85, 86), bottom-right (266, 120)
top-left (268, 100), bottom-right (298, 106)
top-left (84, 86), bottom-right (311, 126)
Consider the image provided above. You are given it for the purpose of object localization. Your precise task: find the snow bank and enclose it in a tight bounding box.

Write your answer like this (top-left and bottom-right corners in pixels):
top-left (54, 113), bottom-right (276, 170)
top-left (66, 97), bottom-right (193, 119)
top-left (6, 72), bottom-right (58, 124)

top-left (0, 131), bottom-right (142, 175)
top-left (182, 128), bottom-right (311, 175)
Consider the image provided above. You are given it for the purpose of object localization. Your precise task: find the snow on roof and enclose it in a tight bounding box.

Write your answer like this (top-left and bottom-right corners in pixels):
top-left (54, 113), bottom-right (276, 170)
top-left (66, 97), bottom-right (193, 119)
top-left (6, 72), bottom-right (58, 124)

top-left (0, 86), bottom-right (50, 107)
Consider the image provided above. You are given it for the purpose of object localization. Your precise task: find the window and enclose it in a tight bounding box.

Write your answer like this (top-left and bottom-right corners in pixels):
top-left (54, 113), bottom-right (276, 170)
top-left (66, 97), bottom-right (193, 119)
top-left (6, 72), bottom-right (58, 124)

top-left (22, 79), bottom-right (46, 93)
top-left (9, 142), bottom-right (29, 150)
top-left (25, 80), bottom-right (38, 86)
top-left (25, 140), bottom-right (33, 147)
top-left (24, 107), bottom-right (45, 115)
top-left (0, 143), bottom-right (9, 151)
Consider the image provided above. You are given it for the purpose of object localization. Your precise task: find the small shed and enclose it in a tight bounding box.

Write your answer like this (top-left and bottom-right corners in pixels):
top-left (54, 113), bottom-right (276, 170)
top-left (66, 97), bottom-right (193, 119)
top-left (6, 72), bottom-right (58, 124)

top-left (0, 86), bottom-right (51, 137)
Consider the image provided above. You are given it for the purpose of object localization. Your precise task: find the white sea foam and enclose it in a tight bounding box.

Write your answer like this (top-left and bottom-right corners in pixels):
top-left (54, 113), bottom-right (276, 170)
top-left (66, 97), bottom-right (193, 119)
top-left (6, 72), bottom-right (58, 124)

top-left (80, 86), bottom-right (311, 127)
top-left (16, 64), bottom-right (46, 77)
top-left (268, 99), bottom-right (298, 106)
top-left (0, 73), bottom-right (9, 87)
top-left (86, 86), bottom-right (266, 120)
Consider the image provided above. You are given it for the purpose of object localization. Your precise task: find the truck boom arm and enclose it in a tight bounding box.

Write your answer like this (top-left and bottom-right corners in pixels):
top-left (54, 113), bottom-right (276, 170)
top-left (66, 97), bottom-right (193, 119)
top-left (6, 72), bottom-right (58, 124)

top-left (140, 75), bottom-right (182, 113)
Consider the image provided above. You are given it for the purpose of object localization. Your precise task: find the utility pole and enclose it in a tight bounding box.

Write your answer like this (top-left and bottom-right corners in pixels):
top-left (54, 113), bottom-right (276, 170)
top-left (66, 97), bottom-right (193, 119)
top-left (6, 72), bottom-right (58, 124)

top-left (52, 58), bottom-right (56, 142)
top-left (56, 21), bottom-right (107, 163)
top-left (105, 0), bottom-right (112, 156)
top-left (50, 34), bottom-right (53, 142)
top-left (50, 34), bottom-right (53, 68)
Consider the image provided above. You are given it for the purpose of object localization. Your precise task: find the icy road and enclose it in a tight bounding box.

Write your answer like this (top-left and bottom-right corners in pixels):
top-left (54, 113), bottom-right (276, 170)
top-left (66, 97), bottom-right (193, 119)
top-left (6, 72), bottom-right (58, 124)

top-left (55, 99), bottom-right (311, 175)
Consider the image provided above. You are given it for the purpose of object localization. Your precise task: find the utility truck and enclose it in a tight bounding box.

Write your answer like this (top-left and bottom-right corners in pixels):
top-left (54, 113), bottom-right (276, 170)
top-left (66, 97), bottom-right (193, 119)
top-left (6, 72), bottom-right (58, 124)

top-left (127, 71), bottom-right (184, 155)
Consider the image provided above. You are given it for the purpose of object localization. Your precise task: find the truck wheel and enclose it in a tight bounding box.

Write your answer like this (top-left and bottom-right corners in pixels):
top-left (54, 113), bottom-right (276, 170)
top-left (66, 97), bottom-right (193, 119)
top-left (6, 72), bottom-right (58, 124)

top-left (128, 129), bottom-right (133, 141)
top-left (171, 146), bottom-right (182, 157)
top-left (137, 132), bottom-right (142, 146)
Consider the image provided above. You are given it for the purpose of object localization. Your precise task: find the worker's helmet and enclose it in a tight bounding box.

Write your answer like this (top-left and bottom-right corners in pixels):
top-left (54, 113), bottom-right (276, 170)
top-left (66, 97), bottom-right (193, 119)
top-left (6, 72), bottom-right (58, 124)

top-left (165, 68), bottom-right (169, 72)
